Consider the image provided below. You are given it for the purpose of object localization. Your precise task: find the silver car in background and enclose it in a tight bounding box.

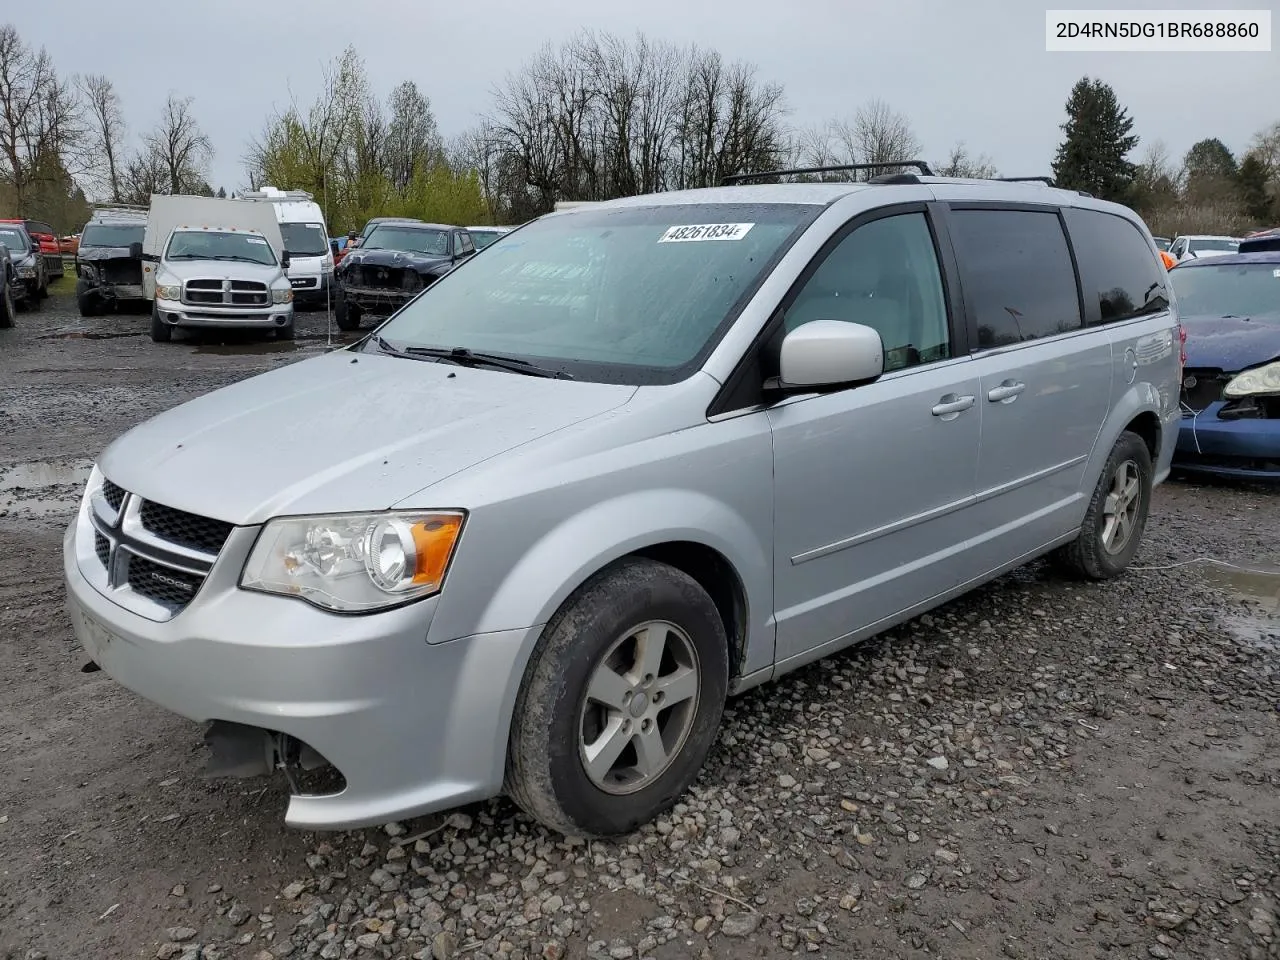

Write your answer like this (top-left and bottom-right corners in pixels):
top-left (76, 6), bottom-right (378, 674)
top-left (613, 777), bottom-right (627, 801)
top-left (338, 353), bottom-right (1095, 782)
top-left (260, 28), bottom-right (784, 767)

top-left (64, 175), bottom-right (1181, 836)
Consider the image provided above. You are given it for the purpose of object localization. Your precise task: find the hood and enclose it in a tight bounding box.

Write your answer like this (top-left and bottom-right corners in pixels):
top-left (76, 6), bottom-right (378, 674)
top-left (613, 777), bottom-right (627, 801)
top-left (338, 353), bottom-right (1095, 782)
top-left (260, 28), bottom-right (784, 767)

top-left (160, 258), bottom-right (286, 283)
top-left (1185, 250), bottom-right (1236, 261)
top-left (1181, 314), bottom-right (1280, 372)
top-left (97, 350), bottom-right (637, 525)
top-left (78, 245), bottom-right (137, 263)
top-left (344, 247), bottom-right (451, 273)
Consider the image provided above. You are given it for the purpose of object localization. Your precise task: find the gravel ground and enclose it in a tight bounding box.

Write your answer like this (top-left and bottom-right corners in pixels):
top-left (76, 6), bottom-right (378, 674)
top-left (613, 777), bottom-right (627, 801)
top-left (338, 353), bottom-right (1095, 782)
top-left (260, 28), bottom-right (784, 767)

top-left (1, 289), bottom-right (1277, 960)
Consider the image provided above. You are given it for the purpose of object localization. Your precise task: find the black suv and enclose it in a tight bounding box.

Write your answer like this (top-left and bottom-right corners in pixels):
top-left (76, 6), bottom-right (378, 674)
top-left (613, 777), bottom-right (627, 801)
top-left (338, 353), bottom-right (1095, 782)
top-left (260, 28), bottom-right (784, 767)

top-left (334, 222), bottom-right (476, 331)
top-left (75, 211), bottom-right (148, 316)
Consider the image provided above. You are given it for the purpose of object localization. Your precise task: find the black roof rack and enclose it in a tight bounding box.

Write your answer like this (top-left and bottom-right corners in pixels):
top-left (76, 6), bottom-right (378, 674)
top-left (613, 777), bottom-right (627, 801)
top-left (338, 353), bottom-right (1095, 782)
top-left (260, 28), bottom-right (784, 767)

top-left (722, 161), bottom-right (934, 186)
top-left (996, 176), bottom-right (1056, 185)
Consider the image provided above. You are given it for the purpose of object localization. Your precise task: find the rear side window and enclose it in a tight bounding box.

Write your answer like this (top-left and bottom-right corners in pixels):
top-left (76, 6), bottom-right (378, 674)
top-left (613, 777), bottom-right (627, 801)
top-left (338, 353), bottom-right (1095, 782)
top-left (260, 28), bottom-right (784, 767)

top-left (949, 209), bottom-right (1082, 349)
top-left (1064, 208), bottom-right (1169, 324)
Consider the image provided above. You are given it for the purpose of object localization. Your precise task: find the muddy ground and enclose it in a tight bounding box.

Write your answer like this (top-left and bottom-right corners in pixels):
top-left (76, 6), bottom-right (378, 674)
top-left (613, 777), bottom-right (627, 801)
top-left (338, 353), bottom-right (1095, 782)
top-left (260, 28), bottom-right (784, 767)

top-left (0, 289), bottom-right (1276, 960)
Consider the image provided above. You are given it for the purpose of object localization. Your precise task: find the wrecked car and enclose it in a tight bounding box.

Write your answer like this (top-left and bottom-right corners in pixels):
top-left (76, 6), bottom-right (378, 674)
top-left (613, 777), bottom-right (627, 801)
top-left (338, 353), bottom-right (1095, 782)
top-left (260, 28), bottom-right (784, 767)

top-left (0, 223), bottom-right (47, 309)
top-left (334, 222), bottom-right (475, 331)
top-left (1169, 250), bottom-right (1280, 479)
top-left (75, 210), bottom-right (148, 316)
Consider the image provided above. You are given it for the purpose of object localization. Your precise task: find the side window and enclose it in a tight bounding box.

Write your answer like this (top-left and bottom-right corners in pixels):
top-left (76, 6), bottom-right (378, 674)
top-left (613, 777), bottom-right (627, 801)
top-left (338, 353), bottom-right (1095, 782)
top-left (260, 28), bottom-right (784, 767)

top-left (782, 212), bottom-right (950, 371)
top-left (459, 231), bottom-right (475, 254)
top-left (1065, 209), bottom-right (1170, 324)
top-left (1171, 238), bottom-right (1185, 257)
top-left (949, 209), bottom-right (1082, 349)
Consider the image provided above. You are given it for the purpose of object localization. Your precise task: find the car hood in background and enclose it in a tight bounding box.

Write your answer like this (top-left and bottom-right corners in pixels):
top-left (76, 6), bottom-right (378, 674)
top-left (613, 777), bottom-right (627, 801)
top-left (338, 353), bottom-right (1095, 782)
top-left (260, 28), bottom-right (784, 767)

top-left (98, 351), bottom-right (637, 525)
top-left (1181, 313), bottom-right (1280, 372)
top-left (77, 245), bottom-right (138, 263)
top-left (343, 248), bottom-right (451, 273)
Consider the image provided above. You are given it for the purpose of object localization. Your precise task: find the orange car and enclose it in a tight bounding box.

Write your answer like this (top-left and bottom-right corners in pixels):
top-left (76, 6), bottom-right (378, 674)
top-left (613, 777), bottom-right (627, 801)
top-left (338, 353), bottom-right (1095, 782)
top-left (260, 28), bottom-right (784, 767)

top-left (60, 235), bottom-right (80, 256)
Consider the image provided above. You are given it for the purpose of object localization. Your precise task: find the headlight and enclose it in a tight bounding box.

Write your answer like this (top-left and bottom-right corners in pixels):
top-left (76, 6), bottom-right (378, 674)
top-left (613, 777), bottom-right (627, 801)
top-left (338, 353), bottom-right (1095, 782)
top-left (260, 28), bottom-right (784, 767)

top-left (240, 511), bottom-right (464, 612)
top-left (17, 263), bottom-right (35, 278)
top-left (272, 288), bottom-right (294, 304)
top-left (78, 262), bottom-right (97, 280)
top-left (156, 283), bottom-right (182, 300)
top-left (1224, 360), bottom-right (1280, 399)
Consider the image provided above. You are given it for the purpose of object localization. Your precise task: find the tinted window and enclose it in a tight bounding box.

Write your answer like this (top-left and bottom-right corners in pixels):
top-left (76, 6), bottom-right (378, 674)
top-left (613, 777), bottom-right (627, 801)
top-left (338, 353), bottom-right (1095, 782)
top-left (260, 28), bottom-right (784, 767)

top-left (1065, 209), bottom-right (1169, 324)
top-left (784, 212), bottom-right (949, 370)
top-left (81, 223), bottom-right (145, 247)
top-left (458, 231), bottom-right (474, 254)
top-left (950, 209), bottom-right (1081, 348)
top-left (365, 226), bottom-right (450, 256)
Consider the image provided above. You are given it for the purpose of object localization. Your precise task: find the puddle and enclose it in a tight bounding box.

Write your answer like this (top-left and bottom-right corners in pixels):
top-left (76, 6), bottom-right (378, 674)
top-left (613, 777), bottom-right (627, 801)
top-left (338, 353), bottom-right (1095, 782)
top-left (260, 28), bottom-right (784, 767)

top-left (1201, 565), bottom-right (1280, 653)
top-left (41, 330), bottom-right (140, 341)
top-left (0, 458), bottom-right (94, 522)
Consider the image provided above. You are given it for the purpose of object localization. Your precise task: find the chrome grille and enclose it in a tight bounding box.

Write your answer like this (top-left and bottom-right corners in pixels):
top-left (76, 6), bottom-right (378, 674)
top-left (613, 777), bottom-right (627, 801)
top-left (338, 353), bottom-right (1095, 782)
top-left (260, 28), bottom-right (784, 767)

top-left (84, 478), bottom-right (232, 620)
top-left (183, 279), bottom-right (270, 307)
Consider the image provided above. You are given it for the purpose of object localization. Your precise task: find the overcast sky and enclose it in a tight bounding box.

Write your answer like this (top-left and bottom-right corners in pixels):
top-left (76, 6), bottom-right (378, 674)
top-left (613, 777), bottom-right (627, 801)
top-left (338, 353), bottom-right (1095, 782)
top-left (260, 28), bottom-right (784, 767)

top-left (8, 0), bottom-right (1277, 194)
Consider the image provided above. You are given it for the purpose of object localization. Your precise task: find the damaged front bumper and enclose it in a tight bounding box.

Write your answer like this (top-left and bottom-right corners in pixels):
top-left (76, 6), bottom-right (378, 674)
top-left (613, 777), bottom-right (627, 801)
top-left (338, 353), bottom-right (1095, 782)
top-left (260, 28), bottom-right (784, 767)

top-left (63, 510), bottom-right (534, 830)
top-left (1175, 399), bottom-right (1280, 479)
top-left (340, 284), bottom-right (420, 316)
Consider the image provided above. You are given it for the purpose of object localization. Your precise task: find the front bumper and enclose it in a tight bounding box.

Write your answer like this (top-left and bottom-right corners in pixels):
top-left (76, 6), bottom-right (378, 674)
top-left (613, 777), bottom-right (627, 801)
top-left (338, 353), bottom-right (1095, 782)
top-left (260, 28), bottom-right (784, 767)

top-left (155, 297), bottom-right (294, 330)
top-left (63, 503), bottom-right (537, 829)
top-left (1175, 402), bottom-right (1280, 479)
top-left (78, 277), bottom-right (145, 301)
top-left (291, 275), bottom-right (332, 308)
top-left (341, 283), bottom-right (417, 316)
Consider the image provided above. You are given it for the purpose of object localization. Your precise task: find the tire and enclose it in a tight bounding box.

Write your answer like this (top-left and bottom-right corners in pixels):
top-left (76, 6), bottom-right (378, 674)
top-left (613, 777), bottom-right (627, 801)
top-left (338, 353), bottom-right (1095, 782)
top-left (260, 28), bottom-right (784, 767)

top-left (150, 304), bottom-right (172, 343)
top-left (505, 558), bottom-right (729, 837)
top-left (1052, 430), bottom-right (1152, 580)
top-left (0, 279), bottom-right (14, 328)
top-left (76, 284), bottom-right (101, 318)
top-left (37, 277), bottom-right (49, 300)
top-left (334, 289), bottom-right (362, 331)
top-left (276, 319), bottom-right (296, 341)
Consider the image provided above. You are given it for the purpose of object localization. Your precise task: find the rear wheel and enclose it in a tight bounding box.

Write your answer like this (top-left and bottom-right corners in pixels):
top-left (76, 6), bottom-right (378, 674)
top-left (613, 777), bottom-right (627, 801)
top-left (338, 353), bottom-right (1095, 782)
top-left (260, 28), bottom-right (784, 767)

top-left (1052, 430), bottom-right (1152, 580)
top-left (505, 558), bottom-right (729, 837)
top-left (150, 303), bottom-right (172, 343)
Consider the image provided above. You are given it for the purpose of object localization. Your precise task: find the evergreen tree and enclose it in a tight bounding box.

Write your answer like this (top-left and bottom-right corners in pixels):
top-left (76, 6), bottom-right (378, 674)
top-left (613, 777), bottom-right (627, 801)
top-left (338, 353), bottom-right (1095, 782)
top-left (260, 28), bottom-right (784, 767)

top-left (1051, 77), bottom-right (1138, 202)
top-left (1237, 154), bottom-right (1272, 223)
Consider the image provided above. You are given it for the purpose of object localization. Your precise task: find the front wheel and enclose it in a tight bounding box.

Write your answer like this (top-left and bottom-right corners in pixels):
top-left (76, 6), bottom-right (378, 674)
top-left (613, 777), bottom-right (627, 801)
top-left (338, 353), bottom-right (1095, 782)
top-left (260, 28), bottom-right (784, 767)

top-left (1052, 430), bottom-right (1153, 579)
top-left (505, 558), bottom-right (729, 837)
top-left (0, 280), bottom-right (14, 328)
top-left (150, 304), bottom-right (172, 343)
top-left (334, 289), bottom-right (361, 331)
top-left (276, 319), bottom-right (296, 341)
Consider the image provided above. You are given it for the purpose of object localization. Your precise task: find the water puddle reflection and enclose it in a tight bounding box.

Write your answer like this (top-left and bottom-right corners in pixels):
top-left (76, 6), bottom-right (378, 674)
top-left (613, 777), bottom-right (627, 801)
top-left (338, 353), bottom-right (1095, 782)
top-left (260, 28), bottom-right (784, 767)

top-left (0, 458), bottom-right (94, 521)
top-left (1201, 564), bottom-right (1280, 653)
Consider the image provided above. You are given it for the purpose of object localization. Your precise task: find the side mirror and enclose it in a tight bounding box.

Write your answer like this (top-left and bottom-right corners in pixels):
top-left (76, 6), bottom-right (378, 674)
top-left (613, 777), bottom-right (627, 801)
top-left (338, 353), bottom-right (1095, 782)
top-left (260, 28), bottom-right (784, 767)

top-left (281, 250), bottom-right (291, 268)
top-left (347, 231), bottom-right (358, 242)
top-left (330, 239), bottom-right (340, 257)
top-left (776, 320), bottom-right (884, 391)
top-left (129, 241), bottom-right (143, 260)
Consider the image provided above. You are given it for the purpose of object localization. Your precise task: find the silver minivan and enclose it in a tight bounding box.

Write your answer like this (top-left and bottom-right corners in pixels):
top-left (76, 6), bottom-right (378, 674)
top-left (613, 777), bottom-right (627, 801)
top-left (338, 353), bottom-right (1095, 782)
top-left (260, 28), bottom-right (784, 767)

top-left (64, 174), bottom-right (1182, 836)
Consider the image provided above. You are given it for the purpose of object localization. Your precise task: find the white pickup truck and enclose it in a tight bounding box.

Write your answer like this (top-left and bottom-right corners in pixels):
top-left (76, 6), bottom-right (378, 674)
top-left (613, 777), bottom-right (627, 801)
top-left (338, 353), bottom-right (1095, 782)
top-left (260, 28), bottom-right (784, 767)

top-left (141, 195), bottom-right (296, 343)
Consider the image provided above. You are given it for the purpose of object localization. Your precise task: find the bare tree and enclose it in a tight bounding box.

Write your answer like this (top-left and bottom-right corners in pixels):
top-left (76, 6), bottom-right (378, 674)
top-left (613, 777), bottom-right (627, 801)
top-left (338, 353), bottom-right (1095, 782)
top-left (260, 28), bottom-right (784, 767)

top-left (937, 141), bottom-right (998, 179)
top-left (144, 93), bottom-right (212, 194)
top-left (79, 74), bottom-right (125, 201)
top-left (831, 99), bottom-right (922, 179)
top-left (120, 142), bottom-right (169, 205)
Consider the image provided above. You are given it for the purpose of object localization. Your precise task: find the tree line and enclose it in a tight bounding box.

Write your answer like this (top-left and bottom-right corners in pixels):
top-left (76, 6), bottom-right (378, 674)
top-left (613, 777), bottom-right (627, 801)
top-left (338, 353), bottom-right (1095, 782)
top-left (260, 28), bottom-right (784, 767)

top-left (1, 21), bottom-right (1276, 238)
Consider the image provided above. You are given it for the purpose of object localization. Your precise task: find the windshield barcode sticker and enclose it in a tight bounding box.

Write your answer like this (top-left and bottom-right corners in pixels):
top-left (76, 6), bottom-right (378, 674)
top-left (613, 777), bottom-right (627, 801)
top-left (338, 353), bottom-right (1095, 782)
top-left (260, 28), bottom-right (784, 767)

top-left (658, 223), bottom-right (754, 243)
top-left (246, 237), bottom-right (267, 244)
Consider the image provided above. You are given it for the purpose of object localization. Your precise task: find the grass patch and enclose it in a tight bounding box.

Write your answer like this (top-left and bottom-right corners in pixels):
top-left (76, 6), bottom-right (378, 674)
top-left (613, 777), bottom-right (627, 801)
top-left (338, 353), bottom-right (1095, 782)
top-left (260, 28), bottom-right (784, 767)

top-left (48, 272), bottom-right (75, 297)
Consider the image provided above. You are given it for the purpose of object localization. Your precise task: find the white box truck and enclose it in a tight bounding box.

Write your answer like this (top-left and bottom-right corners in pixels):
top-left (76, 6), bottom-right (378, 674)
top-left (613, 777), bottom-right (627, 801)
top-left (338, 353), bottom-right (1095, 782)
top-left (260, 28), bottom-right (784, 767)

top-left (240, 187), bottom-right (334, 309)
top-left (141, 194), bottom-right (296, 343)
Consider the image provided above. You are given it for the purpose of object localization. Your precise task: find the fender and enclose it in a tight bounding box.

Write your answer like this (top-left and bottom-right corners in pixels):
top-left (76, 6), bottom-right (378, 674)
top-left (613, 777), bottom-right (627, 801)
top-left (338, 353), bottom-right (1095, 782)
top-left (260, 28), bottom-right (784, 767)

top-left (1081, 379), bottom-right (1167, 501)
top-left (466, 488), bottom-right (775, 677)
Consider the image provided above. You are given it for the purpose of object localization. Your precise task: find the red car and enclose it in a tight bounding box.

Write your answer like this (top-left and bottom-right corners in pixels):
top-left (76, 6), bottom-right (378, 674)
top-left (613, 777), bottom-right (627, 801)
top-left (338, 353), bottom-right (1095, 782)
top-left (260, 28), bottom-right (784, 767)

top-left (0, 218), bottom-right (65, 281)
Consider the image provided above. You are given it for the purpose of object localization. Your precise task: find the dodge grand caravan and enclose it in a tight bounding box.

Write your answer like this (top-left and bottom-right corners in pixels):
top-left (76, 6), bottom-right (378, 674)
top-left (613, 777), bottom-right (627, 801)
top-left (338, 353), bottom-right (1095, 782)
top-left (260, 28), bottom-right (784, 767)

top-left (64, 171), bottom-right (1181, 837)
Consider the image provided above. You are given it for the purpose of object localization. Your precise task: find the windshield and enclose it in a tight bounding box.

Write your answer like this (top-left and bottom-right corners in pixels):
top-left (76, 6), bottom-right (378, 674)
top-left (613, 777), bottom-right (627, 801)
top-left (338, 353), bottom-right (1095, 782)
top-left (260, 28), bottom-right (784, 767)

top-left (1189, 238), bottom-right (1238, 253)
top-left (280, 222), bottom-right (328, 256)
top-left (1153, 237), bottom-right (1171, 251)
top-left (166, 230), bottom-right (277, 265)
top-left (374, 203), bottom-right (819, 384)
top-left (0, 228), bottom-right (31, 253)
top-left (81, 223), bottom-right (145, 248)
top-left (470, 230), bottom-right (505, 250)
top-left (1170, 262), bottom-right (1280, 320)
top-left (364, 225), bottom-right (451, 256)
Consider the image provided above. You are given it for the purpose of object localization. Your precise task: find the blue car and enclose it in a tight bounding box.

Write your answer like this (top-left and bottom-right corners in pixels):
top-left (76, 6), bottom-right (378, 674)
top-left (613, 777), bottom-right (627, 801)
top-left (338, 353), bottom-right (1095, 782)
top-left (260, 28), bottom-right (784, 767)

top-left (1169, 250), bottom-right (1280, 479)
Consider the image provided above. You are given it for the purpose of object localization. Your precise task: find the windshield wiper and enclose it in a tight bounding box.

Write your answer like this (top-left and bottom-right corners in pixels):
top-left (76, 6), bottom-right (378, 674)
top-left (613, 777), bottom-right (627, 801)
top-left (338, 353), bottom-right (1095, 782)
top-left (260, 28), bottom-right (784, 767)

top-left (372, 338), bottom-right (571, 379)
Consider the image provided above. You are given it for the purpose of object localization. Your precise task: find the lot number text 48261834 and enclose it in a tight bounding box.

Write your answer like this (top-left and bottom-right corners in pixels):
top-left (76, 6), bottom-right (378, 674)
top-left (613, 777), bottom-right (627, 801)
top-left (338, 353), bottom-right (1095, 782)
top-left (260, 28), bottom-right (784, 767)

top-left (1045, 10), bottom-right (1271, 51)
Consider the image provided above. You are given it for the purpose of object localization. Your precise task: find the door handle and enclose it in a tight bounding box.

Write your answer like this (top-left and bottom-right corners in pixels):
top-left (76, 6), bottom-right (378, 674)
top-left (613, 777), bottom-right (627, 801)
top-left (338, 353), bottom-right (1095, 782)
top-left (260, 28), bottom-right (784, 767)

top-left (931, 393), bottom-right (976, 419)
top-left (987, 380), bottom-right (1026, 403)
